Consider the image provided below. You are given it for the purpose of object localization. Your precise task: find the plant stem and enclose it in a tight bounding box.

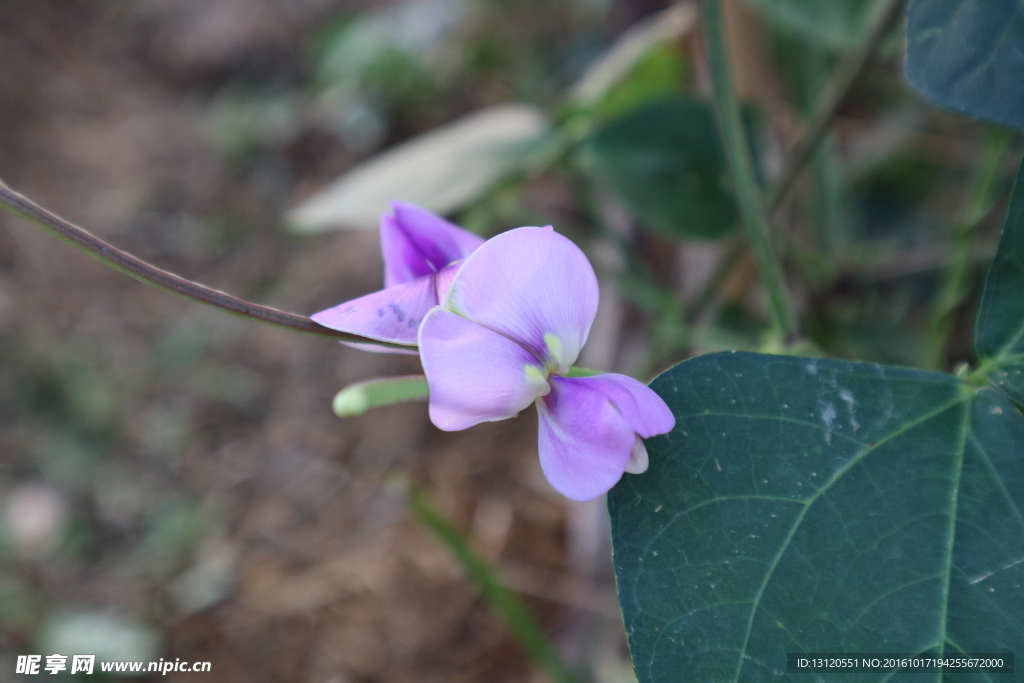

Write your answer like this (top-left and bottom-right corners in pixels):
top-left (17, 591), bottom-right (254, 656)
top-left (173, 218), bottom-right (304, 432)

top-left (767, 0), bottom-right (905, 213)
top-left (699, 0), bottom-right (798, 341)
top-left (797, 42), bottom-right (848, 259)
top-left (924, 130), bottom-right (1011, 370)
top-left (0, 180), bottom-right (404, 348)
top-left (409, 490), bottom-right (580, 683)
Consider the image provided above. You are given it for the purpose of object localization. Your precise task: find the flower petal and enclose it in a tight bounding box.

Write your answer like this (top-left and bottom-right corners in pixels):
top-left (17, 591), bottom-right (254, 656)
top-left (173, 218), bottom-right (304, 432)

top-left (381, 202), bottom-right (485, 288)
top-left (625, 437), bottom-right (649, 474)
top-left (419, 307), bottom-right (550, 431)
top-left (433, 260), bottom-right (462, 302)
top-left (311, 275), bottom-right (437, 346)
top-left (339, 341), bottom-right (420, 355)
top-left (442, 227), bottom-right (598, 373)
top-left (536, 376), bottom-right (637, 501)
top-left (558, 373), bottom-right (675, 437)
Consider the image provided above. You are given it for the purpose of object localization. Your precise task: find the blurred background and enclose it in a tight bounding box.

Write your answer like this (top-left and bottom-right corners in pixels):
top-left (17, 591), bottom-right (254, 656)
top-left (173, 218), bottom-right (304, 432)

top-left (0, 0), bottom-right (1019, 680)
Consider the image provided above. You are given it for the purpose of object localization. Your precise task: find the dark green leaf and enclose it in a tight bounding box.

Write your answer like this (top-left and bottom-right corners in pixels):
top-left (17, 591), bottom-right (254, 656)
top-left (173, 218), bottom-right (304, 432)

top-left (742, 0), bottom-right (876, 49)
top-left (904, 0), bottom-right (1024, 129)
top-left (592, 45), bottom-right (690, 120)
top-left (610, 352), bottom-right (1024, 681)
top-left (583, 97), bottom-right (738, 240)
top-left (976, 158), bottom-right (1024, 404)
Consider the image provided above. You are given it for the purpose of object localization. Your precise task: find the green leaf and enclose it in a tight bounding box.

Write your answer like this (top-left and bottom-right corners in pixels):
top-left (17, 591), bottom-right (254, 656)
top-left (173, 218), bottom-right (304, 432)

top-left (976, 158), bottom-right (1024, 403)
top-left (741, 0), bottom-right (877, 49)
top-left (610, 352), bottom-right (1024, 681)
top-left (569, 3), bottom-right (696, 107)
top-left (593, 44), bottom-right (690, 122)
top-left (904, 0), bottom-right (1024, 129)
top-left (287, 104), bottom-right (550, 232)
top-left (583, 97), bottom-right (738, 240)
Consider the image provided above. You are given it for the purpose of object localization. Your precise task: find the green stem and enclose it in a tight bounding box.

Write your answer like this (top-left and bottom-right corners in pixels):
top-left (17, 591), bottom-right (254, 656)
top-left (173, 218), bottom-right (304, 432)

top-left (766, 0), bottom-right (905, 213)
top-left (0, 180), bottom-right (404, 348)
top-left (924, 130), bottom-right (1011, 370)
top-left (699, 0), bottom-right (798, 341)
top-left (796, 43), bottom-right (847, 260)
top-left (809, 138), bottom-right (847, 260)
top-left (409, 490), bottom-right (579, 683)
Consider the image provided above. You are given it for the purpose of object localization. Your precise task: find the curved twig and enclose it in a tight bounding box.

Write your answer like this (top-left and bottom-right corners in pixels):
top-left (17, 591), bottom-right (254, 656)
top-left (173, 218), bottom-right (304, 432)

top-left (0, 180), bottom-right (403, 348)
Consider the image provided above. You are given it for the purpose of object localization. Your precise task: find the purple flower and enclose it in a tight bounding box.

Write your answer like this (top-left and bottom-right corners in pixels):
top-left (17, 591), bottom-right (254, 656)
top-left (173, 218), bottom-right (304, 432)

top-left (312, 202), bottom-right (485, 349)
top-left (418, 227), bottom-right (675, 501)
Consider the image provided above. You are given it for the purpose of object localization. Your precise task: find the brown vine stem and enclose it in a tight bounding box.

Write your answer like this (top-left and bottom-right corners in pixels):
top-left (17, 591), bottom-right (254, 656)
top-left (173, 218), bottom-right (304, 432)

top-left (0, 180), bottom-right (402, 348)
top-left (766, 0), bottom-right (906, 213)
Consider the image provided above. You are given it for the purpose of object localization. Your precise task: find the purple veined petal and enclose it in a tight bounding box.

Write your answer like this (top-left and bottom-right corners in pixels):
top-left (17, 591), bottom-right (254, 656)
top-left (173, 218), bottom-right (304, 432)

top-left (381, 202), bottom-right (485, 288)
top-left (535, 375), bottom-right (638, 501)
top-left (442, 227), bottom-right (599, 373)
top-left (312, 274), bottom-right (437, 347)
top-left (433, 260), bottom-right (462, 302)
top-left (419, 307), bottom-right (550, 431)
top-left (558, 373), bottom-right (675, 437)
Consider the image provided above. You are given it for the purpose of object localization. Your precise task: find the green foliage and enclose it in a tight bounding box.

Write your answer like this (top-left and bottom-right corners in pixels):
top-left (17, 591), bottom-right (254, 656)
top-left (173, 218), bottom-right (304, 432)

top-left (905, 0), bottom-right (1024, 129)
top-left (612, 352), bottom-right (1023, 680)
top-left (313, 3), bottom-right (451, 105)
top-left (287, 104), bottom-right (550, 232)
top-left (742, 0), bottom-right (877, 48)
top-left (976, 159), bottom-right (1024, 402)
top-left (609, 157), bottom-right (1024, 680)
top-left (593, 44), bottom-right (690, 121)
top-left (582, 97), bottom-right (738, 240)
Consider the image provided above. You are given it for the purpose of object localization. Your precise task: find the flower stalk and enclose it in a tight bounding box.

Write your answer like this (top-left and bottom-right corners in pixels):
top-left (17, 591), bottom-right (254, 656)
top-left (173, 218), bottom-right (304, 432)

top-left (699, 0), bottom-right (798, 341)
top-left (0, 180), bottom-right (401, 347)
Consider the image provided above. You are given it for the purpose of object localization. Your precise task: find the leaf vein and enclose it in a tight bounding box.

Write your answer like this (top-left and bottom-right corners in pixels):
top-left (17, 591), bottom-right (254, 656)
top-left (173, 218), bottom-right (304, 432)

top-left (730, 394), bottom-right (967, 682)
